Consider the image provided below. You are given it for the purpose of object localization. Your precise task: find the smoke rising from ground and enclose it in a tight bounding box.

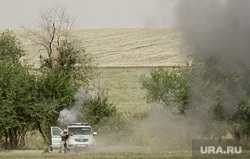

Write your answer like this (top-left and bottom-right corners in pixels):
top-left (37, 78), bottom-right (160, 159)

top-left (175, 0), bottom-right (250, 112)
top-left (120, 0), bottom-right (250, 149)
top-left (164, 0), bottom-right (250, 139)
top-left (58, 88), bottom-right (88, 124)
top-left (59, 1), bottom-right (250, 151)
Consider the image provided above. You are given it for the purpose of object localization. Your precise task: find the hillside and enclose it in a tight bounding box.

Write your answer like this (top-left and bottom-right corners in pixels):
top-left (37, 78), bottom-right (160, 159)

top-left (11, 27), bottom-right (191, 68)
top-left (9, 27), bottom-right (191, 115)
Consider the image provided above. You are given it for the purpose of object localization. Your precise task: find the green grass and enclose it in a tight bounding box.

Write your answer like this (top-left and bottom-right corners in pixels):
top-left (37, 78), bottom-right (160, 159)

top-left (0, 150), bottom-right (192, 159)
top-left (2, 149), bottom-right (250, 159)
top-left (90, 67), bottom-right (154, 117)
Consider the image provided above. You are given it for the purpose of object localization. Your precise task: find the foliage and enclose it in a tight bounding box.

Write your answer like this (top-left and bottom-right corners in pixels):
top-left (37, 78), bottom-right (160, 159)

top-left (0, 30), bottom-right (24, 63)
top-left (22, 5), bottom-right (76, 67)
top-left (0, 30), bottom-right (92, 147)
top-left (0, 9), bottom-right (93, 148)
top-left (141, 59), bottom-right (250, 140)
top-left (17, 6), bottom-right (92, 145)
top-left (36, 40), bottom-right (92, 143)
top-left (141, 68), bottom-right (188, 114)
top-left (0, 61), bottom-right (36, 149)
top-left (41, 40), bottom-right (92, 86)
top-left (0, 31), bottom-right (36, 149)
top-left (80, 90), bottom-right (127, 143)
top-left (21, 10), bottom-right (89, 143)
top-left (185, 59), bottom-right (250, 139)
top-left (81, 91), bottom-right (121, 130)
top-left (55, 40), bottom-right (93, 86)
top-left (35, 66), bottom-right (75, 143)
top-left (38, 67), bottom-right (75, 109)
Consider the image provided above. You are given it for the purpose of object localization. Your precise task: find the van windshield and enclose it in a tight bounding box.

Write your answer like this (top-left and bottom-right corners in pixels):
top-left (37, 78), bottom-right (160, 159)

top-left (68, 127), bottom-right (92, 135)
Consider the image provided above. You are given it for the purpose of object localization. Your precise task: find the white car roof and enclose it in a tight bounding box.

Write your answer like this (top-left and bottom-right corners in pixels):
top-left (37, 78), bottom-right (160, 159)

top-left (67, 125), bottom-right (91, 128)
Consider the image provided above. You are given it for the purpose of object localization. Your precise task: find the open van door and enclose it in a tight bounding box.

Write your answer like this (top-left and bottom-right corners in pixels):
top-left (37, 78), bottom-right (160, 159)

top-left (51, 126), bottom-right (62, 147)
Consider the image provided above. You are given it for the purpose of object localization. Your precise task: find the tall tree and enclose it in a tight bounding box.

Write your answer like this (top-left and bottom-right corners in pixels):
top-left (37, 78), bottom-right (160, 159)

top-left (141, 59), bottom-right (250, 140)
top-left (35, 40), bottom-right (92, 143)
top-left (21, 5), bottom-right (93, 143)
top-left (0, 31), bottom-right (36, 149)
top-left (22, 5), bottom-right (76, 68)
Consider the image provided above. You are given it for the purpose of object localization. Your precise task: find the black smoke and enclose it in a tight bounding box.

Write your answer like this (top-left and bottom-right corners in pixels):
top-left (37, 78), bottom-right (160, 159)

top-left (175, 0), bottom-right (250, 67)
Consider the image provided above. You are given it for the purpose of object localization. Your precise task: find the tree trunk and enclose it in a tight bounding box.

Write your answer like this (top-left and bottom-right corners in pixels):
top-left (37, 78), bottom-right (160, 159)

top-left (47, 123), bottom-right (51, 144)
top-left (235, 131), bottom-right (241, 141)
top-left (233, 126), bottom-right (241, 141)
top-left (9, 130), bottom-right (13, 149)
top-left (37, 122), bottom-right (47, 143)
top-left (5, 130), bottom-right (8, 149)
top-left (13, 130), bottom-right (19, 148)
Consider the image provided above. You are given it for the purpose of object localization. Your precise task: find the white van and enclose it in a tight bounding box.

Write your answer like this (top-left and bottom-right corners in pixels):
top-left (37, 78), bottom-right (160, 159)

top-left (51, 123), bottom-right (97, 153)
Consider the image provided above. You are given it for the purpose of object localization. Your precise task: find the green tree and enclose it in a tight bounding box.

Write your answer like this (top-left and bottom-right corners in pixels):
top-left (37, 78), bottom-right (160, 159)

top-left (24, 6), bottom-right (93, 143)
top-left (22, 5), bottom-right (76, 69)
top-left (0, 30), bottom-right (37, 149)
top-left (34, 67), bottom-right (74, 142)
top-left (141, 59), bottom-right (250, 140)
top-left (80, 90), bottom-right (127, 143)
top-left (81, 91), bottom-right (119, 130)
top-left (55, 40), bottom-right (92, 87)
top-left (36, 40), bottom-right (92, 143)
top-left (141, 67), bottom-right (188, 114)
top-left (20, 5), bottom-right (93, 144)
top-left (0, 62), bottom-right (36, 149)
top-left (185, 59), bottom-right (250, 139)
top-left (0, 30), bottom-right (24, 63)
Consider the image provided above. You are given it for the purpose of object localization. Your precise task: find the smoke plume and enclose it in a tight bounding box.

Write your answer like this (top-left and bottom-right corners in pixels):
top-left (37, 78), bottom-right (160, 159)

top-left (131, 0), bottom-right (250, 148)
top-left (175, 0), bottom-right (250, 111)
top-left (175, 0), bottom-right (250, 66)
top-left (58, 87), bottom-right (88, 124)
top-left (59, 0), bottom-right (250, 151)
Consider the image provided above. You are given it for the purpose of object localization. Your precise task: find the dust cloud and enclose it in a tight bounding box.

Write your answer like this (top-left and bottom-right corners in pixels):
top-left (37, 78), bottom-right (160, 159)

top-left (136, 0), bottom-right (250, 146)
top-left (96, 0), bottom-right (250, 151)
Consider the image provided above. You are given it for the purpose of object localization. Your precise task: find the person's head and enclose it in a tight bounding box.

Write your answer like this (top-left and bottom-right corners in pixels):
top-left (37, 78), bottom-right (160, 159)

top-left (63, 129), bottom-right (68, 133)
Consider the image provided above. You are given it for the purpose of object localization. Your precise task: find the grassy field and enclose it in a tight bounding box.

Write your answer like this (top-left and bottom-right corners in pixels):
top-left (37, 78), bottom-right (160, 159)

top-left (6, 27), bottom-right (192, 116)
top-left (90, 67), bottom-right (153, 116)
top-left (72, 27), bottom-right (190, 67)
top-left (0, 150), bottom-right (192, 159)
top-left (2, 150), bottom-right (250, 159)
top-left (10, 27), bottom-right (191, 68)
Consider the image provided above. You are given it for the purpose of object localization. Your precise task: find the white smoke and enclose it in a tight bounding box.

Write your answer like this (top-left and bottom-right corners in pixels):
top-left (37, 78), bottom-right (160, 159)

top-left (58, 109), bottom-right (78, 124)
top-left (58, 87), bottom-right (88, 124)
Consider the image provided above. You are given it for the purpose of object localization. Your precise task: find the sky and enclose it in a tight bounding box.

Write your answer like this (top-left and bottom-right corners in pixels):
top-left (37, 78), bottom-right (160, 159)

top-left (0, 0), bottom-right (178, 29)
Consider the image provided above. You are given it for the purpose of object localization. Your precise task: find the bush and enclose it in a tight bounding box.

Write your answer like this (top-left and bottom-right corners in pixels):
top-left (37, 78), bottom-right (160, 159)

top-left (0, 30), bottom-right (24, 63)
top-left (82, 91), bottom-right (121, 130)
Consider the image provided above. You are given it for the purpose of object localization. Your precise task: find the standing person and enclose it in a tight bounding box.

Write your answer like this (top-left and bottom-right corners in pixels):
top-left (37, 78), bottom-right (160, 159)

top-left (60, 129), bottom-right (69, 153)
